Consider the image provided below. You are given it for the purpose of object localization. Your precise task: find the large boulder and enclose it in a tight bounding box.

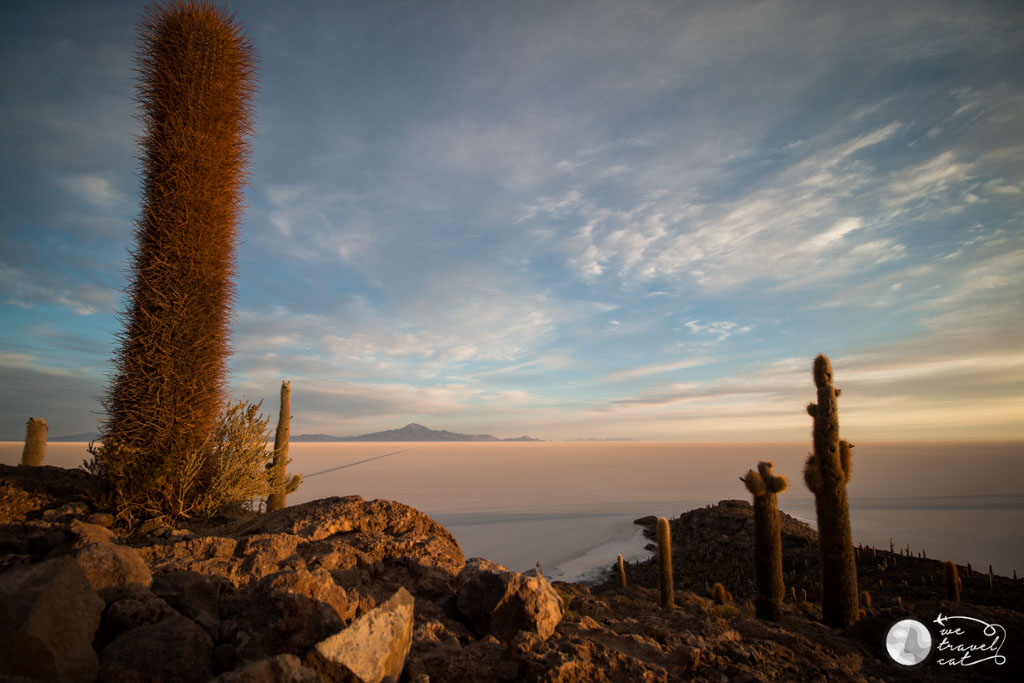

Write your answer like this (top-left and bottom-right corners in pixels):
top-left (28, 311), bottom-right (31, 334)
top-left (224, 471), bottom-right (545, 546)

top-left (75, 542), bottom-right (152, 599)
top-left (0, 556), bottom-right (104, 683)
top-left (229, 566), bottom-right (355, 660)
top-left (455, 558), bottom-right (562, 641)
top-left (234, 496), bottom-right (465, 575)
top-left (99, 614), bottom-right (213, 683)
top-left (307, 586), bottom-right (415, 683)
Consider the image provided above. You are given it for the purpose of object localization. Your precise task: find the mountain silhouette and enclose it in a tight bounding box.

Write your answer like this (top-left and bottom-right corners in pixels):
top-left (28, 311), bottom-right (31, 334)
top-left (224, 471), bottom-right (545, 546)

top-left (292, 423), bottom-right (540, 442)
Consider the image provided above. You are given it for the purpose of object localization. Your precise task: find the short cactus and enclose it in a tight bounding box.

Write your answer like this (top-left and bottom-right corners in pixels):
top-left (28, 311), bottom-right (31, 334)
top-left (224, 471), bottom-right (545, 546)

top-left (657, 517), bottom-right (674, 609)
top-left (803, 354), bottom-right (858, 628)
top-left (712, 582), bottom-right (727, 605)
top-left (21, 417), bottom-right (47, 467)
top-left (266, 380), bottom-right (294, 511)
top-left (741, 460), bottom-right (788, 621)
top-left (944, 561), bottom-right (960, 601)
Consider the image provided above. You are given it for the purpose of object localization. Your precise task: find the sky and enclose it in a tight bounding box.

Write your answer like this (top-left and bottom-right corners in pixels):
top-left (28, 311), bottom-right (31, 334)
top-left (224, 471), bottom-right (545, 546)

top-left (1, 0), bottom-right (1023, 442)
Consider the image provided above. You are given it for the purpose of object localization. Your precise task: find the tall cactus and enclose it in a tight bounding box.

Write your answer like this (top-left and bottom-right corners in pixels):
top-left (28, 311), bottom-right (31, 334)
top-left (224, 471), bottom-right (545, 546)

top-left (741, 460), bottom-right (788, 621)
top-left (99, 2), bottom-right (256, 507)
top-left (657, 517), bottom-right (674, 609)
top-left (21, 417), bottom-right (48, 467)
top-left (803, 354), bottom-right (858, 627)
top-left (266, 380), bottom-right (300, 511)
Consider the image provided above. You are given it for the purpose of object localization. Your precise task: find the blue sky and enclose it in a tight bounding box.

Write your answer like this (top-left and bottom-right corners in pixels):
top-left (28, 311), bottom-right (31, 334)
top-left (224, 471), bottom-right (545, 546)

top-left (1, 0), bottom-right (1022, 441)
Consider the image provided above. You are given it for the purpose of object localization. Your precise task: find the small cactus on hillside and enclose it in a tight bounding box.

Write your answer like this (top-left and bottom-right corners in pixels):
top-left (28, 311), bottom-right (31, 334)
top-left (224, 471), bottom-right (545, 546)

top-left (21, 417), bottom-right (47, 466)
top-left (741, 460), bottom-right (788, 621)
top-left (657, 517), bottom-right (674, 609)
top-left (944, 561), bottom-right (960, 602)
top-left (712, 582), bottom-right (727, 605)
top-left (803, 354), bottom-right (858, 628)
top-left (616, 553), bottom-right (627, 588)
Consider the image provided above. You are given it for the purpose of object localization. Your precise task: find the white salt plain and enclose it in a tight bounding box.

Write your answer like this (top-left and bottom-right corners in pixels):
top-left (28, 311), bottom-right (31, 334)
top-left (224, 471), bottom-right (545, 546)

top-left (2, 441), bottom-right (1022, 583)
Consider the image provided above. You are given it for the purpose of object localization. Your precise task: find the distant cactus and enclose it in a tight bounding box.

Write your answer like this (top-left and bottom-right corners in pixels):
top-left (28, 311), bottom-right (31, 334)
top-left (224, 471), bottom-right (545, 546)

top-left (712, 582), bottom-right (727, 605)
top-left (741, 460), bottom-right (788, 621)
top-left (944, 561), bottom-right (960, 602)
top-left (21, 417), bottom-right (47, 466)
top-left (617, 553), bottom-right (627, 588)
top-left (803, 354), bottom-right (858, 628)
top-left (657, 517), bottom-right (674, 609)
top-left (859, 590), bottom-right (871, 610)
top-left (266, 380), bottom-right (294, 512)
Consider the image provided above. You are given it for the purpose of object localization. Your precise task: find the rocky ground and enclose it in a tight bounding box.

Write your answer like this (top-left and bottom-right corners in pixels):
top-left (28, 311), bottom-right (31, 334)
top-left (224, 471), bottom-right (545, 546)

top-left (1, 464), bottom-right (1020, 682)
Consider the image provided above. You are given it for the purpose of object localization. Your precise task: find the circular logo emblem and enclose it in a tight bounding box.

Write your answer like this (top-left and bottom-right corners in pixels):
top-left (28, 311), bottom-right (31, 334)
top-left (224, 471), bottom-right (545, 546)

top-left (886, 619), bottom-right (933, 666)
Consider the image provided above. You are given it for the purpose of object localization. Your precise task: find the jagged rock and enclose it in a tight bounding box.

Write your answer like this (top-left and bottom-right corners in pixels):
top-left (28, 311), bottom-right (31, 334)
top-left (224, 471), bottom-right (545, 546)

top-left (41, 501), bottom-right (90, 521)
top-left (86, 512), bottom-right (115, 527)
top-left (69, 518), bottom-right (118, 548)
top-left (99, 614), bottom-right (213, 683)
top-left (213, 654), bottom-right (321, 683)
top-left (0, 519), bottom-right (68, 558)
top-left (237, 533), bottom-right (305, 583)
top-left (307, 586), bottom-right (414, 683)
top-left (234, 496), bottom-right (465, 575)
top-left (0, 556), bottom-right (104, 683)
top-left (0, 479), bottom-right (56, 524)
top-left (455, 558), bottom-right (563, 641)
top-left (231, 566), bottom-right (354, 660)
top-left (149, 570), bottom-right (226, 640)
top-left (76, 542), bottom-right (152, 598)
top-left (95, 584), bottom-right (178, 649)
top-left (136, 517), bottom-right (166, 535)
top-left (136, 535), bottom-right (244, 585)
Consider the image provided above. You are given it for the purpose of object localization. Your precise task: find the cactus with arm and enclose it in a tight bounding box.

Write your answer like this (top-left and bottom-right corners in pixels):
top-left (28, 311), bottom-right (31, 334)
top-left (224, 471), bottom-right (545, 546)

top-left (803, 354), bottom-right (858, 627)
top-left (741, 460), bottom-right (788, 621)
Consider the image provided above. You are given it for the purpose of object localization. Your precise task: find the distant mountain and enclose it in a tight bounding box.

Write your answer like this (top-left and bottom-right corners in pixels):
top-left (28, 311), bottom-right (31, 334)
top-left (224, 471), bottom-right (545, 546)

top-left (50, 432), bottom-right (101, 442)
top-left (292, 423), bottom-right (540, 442)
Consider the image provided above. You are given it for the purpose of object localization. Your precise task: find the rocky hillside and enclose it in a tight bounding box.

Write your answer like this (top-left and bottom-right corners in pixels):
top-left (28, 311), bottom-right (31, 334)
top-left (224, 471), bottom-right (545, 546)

top-left (1, 465), bottom-right (1020, 682)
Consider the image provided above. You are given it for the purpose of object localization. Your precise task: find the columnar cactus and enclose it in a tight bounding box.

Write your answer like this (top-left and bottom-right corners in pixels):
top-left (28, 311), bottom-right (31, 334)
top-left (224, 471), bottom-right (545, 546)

top-left (266, 380), bottom-right (295, 512)
top-left (616, 553), bottom-right (627, 589)
top-left (657, 517), bottom-right (674, 609)
top-left (712, 582), bottom-right (727, 605)
top-left (741, 460), bottom-right (788, 621)
top-left (803, 354), bottom-right (858, 627)
top-left (21, 417), bottom-right (47, 466)
top-left (100, 1), bottom-right (256, 505)
top-left (944, 561), bottom-right (960, 602)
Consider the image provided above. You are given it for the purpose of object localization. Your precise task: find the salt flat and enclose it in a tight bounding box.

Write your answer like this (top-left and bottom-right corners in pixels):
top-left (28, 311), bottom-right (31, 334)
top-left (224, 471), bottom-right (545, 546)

top-left (3, 440), bottom-right (1022, 580)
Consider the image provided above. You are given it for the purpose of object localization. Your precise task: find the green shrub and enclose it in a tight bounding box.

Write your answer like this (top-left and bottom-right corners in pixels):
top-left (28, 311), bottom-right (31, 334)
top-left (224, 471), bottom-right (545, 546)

top-left (88, 399), bottom-right (291, 527)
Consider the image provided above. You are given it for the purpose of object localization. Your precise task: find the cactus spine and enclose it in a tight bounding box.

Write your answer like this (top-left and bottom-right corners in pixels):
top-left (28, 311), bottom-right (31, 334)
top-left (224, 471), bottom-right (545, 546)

top-left (741, 460), bottom-right (788, 621)
top-left (266, 380), bottom-right (297, 512)
top-left (616, 553), bottom-right (627, 588)
top-left (944, 561), bottom-right (960, 602)
top-left (657, 517), bottom-right (674, 609)
top-left (21, 418), bottom-right (48, 466)
top-left (99, 2), bottom-right (256, 507)
top-left (803, 354), bottom-right (858, 628)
